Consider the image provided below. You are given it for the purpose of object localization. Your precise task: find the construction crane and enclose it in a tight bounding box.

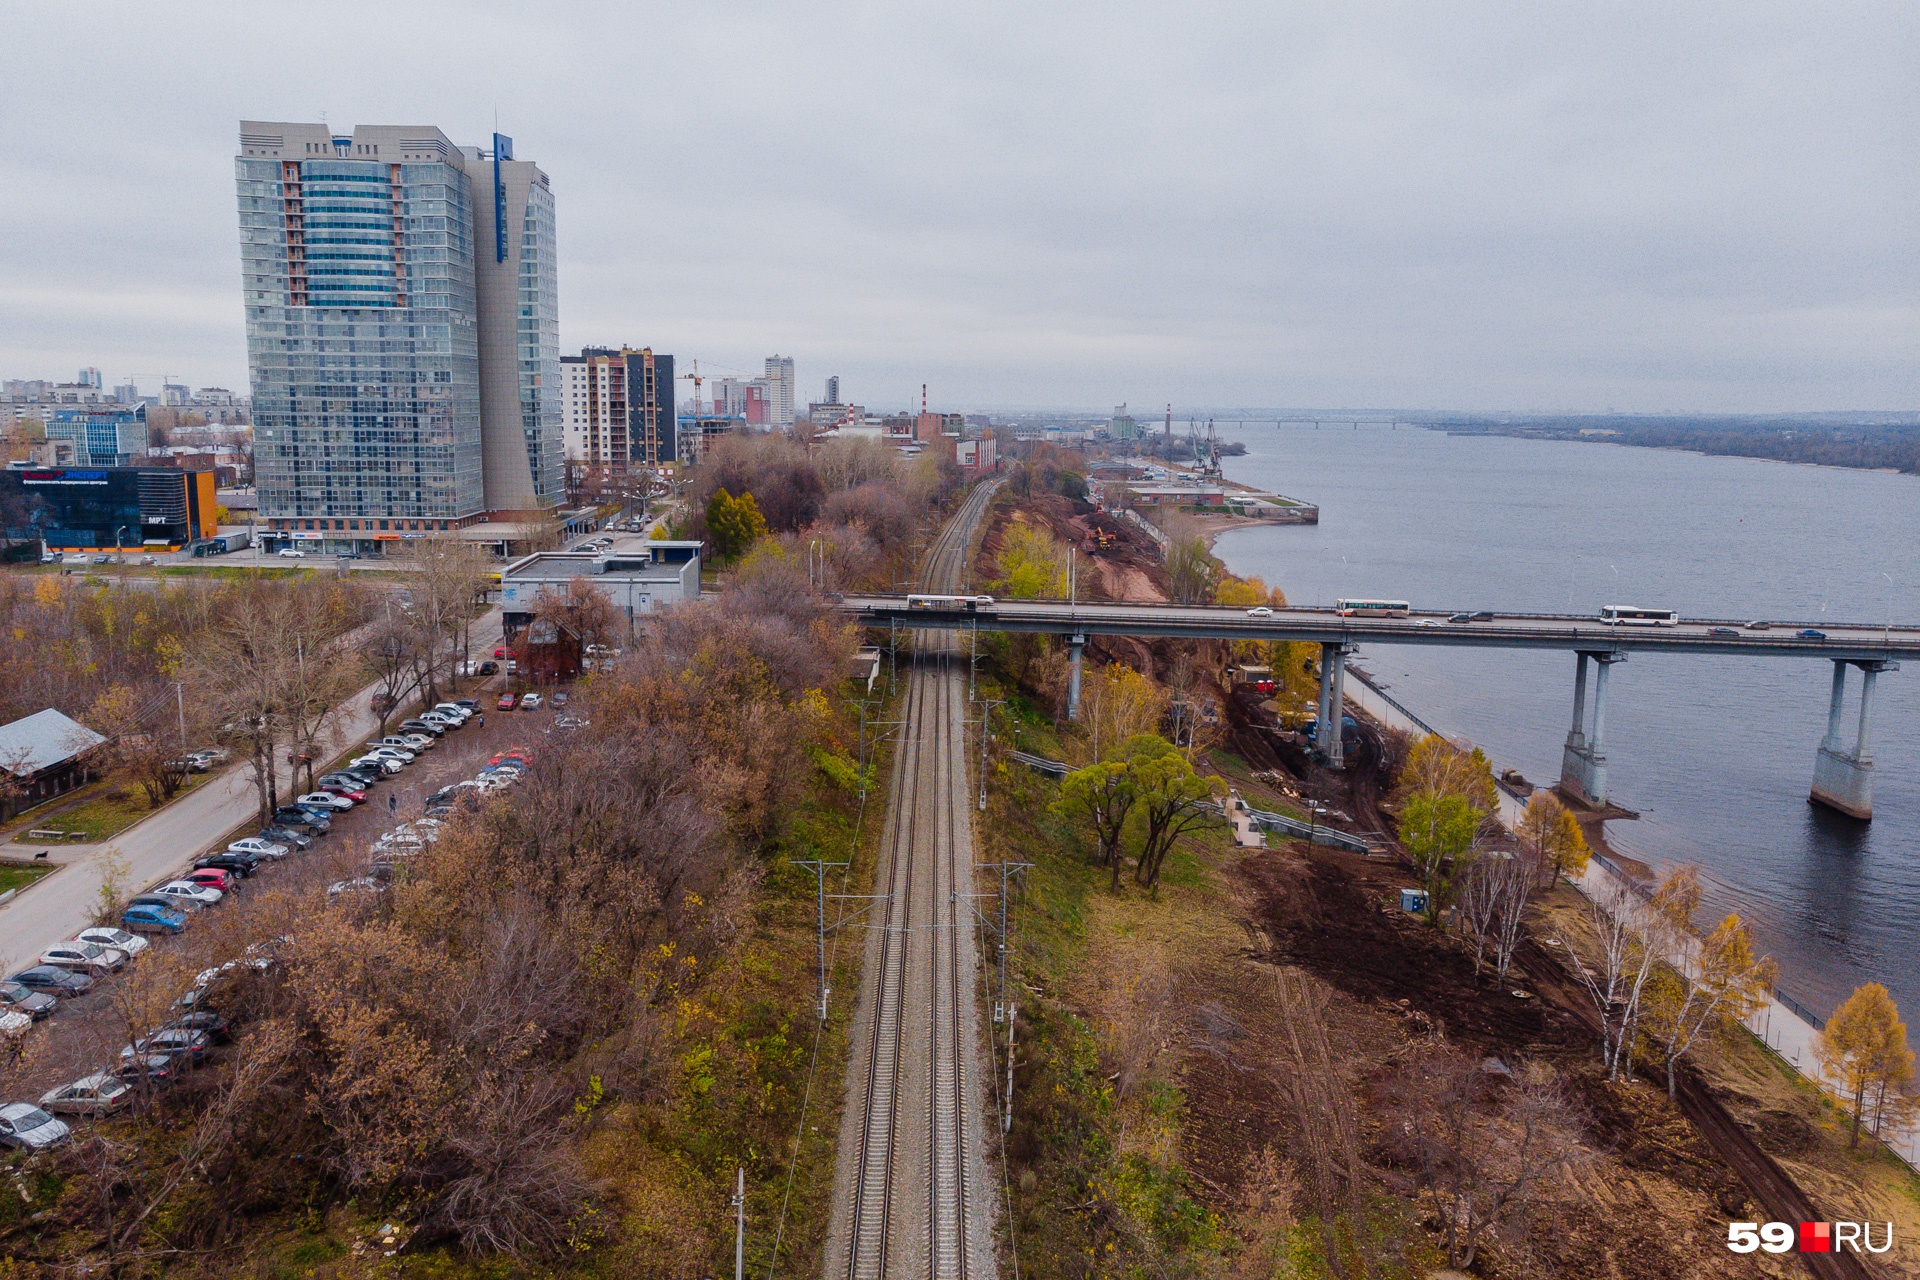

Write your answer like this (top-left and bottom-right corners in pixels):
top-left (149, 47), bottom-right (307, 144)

top-left (677, 359), bottom-right (703, 417)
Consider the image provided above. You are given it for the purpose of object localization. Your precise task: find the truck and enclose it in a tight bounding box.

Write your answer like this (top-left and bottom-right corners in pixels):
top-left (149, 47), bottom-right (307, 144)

top-left (189, 531), bottom-right (251, 557)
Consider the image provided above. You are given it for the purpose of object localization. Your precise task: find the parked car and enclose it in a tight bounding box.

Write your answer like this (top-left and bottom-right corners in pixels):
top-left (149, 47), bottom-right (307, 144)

top-left (318, 783), bottom-right (367, 803)
top-left (256, 825), bottom-right (314, 851)
top-left (455, 697), bottom-right (480, 710)
top-left (520, 692), bottom-right (543, 710)
top-left (399, 719), bottom-right (445, 739)
top-left (39, 941), bottom-right (127, 975)
top-left (552, 714), bottom-right (590, 731)
top-left (39, 1073), bottom-right (132, 1117)
top-left (475, 661), bottom-right (499, 676)
top-left (74, 927), bottom-right (150, 959)
top-left (497, 693), bottom-right (516, 710)
top-left (493, 646), bottom-right (507, 659)
top-left (364, 742), bottom-right (417, 761)
top-left (297, 791), bottom-right (354, 811)
top-left (270, 807), bottom-right (331, 833)
top-left (187, 747), bottom-right (230, 769)
top-left (0, 980), bottom-right (57, 1019)
top-left (8, 966), bottom-right (93, 997)
top-left (275, 546), bottom-right (308, 558)
top-left (349, 756), bottom-right (403, 776)
top-left (195, 852), bottom-right (259, 879)
top-left (165, 1009), bottom-right (234, 1044)
top-left (120, 1027), bottom-right (213, 1066)
top-left (187, 868), bottom-right (237, 895)
top-left (1798, 628), bottom-right (1828, 640)
top-left (113, 1054), bottom-right (178, 1088)
top-left (122, 903), bottom-right (188, 936)
top-left (91, 553), bottom-right (108, 565)
top-left (327, 877), bottom-right (387, 903)
top-left (172, 754), bottom-right (209, 773)
top-left (550, 692), bottom-right (569, 708)
top-left (229, 837), bottom-right (290, 859)
top-left (329, 767), bottom-right (385, 787)
top-left (154, 880), bottom-right (223, 907)
top-left (0, 1102), bottom-right (71, 1151)
top-left (129, 891), bottom-right (202, 915)
top-left (432, 702), bottom-right (472, 721)
top-left (397, 733), bottom-right (436, 753)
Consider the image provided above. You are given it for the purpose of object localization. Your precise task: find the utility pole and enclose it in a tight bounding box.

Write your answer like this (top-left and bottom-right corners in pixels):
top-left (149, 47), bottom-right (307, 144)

top-left (976, 697), bottom-right (1002, 813)
top-left (175, 682), bottom-right (187, 749)
top-left (732, 1166), bottom-right (745, 1280)
top-left (790, 857), bottom-right (848, 1020)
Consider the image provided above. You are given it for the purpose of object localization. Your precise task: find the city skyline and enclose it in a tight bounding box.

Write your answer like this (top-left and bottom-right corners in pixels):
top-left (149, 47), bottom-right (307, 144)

top-left (1, 4), bottom-right (1915, 414)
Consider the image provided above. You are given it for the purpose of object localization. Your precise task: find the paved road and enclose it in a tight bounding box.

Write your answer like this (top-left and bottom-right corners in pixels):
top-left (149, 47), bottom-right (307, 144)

top-left (839, 597), bottom-right (1920, 662)
top-left (825, 481), bottom-right (1000, 1280)
top-left (0, 608), bottom-right (505, 977)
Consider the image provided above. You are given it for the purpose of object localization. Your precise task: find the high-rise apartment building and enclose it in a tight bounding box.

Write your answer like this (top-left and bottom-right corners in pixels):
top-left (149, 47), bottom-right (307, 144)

top-left (763, 355), bottom-right (795, 427)
top-left (235, 121), bottom-right (562, 542)
top-left (560, 347), bottom-right (676, 469)
top-left (712, 376), bottom-right (771, 425)
top-left (823, 375), bottom-right (839, 406)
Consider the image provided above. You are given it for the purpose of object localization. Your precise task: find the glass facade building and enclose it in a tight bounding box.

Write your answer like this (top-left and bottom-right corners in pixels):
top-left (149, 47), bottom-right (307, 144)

top-left (46, 405), bottom-right (148, 467)
top-left (236, 123), bottom-right (561, 543)
top-left (0, 468), bottom-right (218, 550)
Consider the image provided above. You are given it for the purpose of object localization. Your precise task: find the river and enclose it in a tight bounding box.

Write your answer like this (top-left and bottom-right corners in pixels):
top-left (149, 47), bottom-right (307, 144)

top-left (1211, 423), bottom-right (1920, 1027)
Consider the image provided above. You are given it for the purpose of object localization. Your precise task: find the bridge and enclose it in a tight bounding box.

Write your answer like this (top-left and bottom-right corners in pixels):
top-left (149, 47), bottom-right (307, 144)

top-left (839, 595), bottom-right (1920, 821)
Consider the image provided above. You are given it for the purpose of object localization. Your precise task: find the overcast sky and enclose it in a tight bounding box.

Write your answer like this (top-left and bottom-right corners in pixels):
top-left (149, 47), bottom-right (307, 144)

top-left (1, 1), bottom-right (1914, 413)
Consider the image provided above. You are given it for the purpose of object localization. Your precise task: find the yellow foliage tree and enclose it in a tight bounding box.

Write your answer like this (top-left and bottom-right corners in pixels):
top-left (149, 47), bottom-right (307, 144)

top-left (1396, 734), bottom-right (1498, 815)
top-left (1078, 662), bottom-right (1168, 763)
top-left (994, 522), bottom-right (1070, 599)
top-left (1517, 792), bottom-right (1590, 886)
top-left (1817, 982), bottom-right (1917, 1148)
top-left (1638, 913), bottom-right (1776, 1096)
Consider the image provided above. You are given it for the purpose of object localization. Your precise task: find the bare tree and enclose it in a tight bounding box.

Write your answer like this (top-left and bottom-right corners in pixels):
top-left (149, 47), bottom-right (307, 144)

top-left (1558, 868), bottom-right (1697, 1079)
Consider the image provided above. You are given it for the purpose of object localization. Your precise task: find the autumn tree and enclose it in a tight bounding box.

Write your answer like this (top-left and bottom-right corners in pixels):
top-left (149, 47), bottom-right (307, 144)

top-left (1161, 516), bottom-right (1218, 605)
top-left (1817, 982), bottom-right (1917, 1148)
top-left (1562, 867), bottom-right (1699, 1080)
top-left (1518, 791), bottom-right (1589, 887)
top-left (1078, 661), bottom-right (1167, 763)
top-left (1055, 758), bottom-right (1140, 890)
top-left (1394, 735), bottom-right (1501, 925)
top-left (705, 487), bottom-right (769, 564)
top-left (1125, 735), bottom-right (1222, 889)
top-left (993, 522), bottom-right (1070, 599)
top-left (1639, 913), bottom-right (1776, 1097)
top-left (532, 577), bottom-right (621, 654)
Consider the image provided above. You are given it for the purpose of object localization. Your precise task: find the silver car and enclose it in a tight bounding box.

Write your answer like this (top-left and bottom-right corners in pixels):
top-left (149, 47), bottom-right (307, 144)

top-left (0, 1101), bottom-right (71, 1150)
top-left (39, 1073), bottom-right (132, 1117)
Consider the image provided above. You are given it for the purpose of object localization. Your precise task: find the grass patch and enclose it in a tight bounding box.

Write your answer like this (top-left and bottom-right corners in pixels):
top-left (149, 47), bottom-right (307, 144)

top-left (7, 771), bottom-right (214, 843)
top-left (0, 863), bottom-right (52, 894)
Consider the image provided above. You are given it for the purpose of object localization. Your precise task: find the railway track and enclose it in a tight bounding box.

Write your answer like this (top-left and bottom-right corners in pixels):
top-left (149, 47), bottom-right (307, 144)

top-left (827, 481), bottom-right (1001, 1280)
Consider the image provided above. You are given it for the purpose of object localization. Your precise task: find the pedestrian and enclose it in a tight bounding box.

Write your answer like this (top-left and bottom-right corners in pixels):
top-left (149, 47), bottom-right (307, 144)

top-left (388, 792), bottom-right (398, 814)
top-left (476, 712), bottom-right (485, 729)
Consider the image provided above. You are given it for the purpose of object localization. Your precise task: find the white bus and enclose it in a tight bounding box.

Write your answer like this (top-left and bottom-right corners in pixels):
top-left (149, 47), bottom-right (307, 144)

top-left (1600, 605), bottom-right (1679, 627)
top-left (1335, 598), bottom-right (1411, 618)
top-left (905, 594), bottom-right (997, 611)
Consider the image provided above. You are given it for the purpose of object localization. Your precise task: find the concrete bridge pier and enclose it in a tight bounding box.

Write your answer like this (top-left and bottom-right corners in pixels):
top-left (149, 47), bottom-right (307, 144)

top-left (1066, 632), bottom-right (1086, 720)
top-left (1560, 650), bottom-right (1625, 807)
top-left (1314, 642), bottom-right (1352, 767)
top-left (1811, 658), bottom-right (1897, 820)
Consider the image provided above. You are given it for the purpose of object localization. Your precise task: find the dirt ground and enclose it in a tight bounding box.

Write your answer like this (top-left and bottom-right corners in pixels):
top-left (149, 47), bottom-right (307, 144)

top-left (0, 672), bottom-right (570, 1104)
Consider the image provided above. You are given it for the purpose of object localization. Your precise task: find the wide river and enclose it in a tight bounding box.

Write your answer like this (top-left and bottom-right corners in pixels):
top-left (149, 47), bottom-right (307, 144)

top-left (1213, 424), bottom-right (1920, 1026)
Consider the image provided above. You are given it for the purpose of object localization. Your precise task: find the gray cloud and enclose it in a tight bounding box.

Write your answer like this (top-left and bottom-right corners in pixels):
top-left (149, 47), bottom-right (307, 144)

top-left (0, 0), bottom-right (1913, 411)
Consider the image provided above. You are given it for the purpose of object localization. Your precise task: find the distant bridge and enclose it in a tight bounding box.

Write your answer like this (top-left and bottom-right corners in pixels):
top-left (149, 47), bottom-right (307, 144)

top-left (839, 596), bottom-right (1916, 821)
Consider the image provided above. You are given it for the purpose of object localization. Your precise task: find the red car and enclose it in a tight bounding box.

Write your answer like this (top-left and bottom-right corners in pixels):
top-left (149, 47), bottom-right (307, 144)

top-left (497, 693), bottom-right (515, 710)
top-left (319, 784), bottom-right (367, 803)
top-left (493, 646), bottom-right (507, 659)
top-left (489, 750), bottom-right (532, 766)
top-left (188, 868), bottom-right (236, 894)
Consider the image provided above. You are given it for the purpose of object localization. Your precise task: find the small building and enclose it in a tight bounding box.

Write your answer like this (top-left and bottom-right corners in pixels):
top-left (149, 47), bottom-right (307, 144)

top-left (0, 465), bottom-right (220, 551)
top-left (45, 405), bottom-right (149, 468)
top-left (1126, 483), bottom-right (1226, 507)
top-left (500, 541), bottom-right (703, 638)
top-left (521, 615), bottom-right (584, 683)
top-left (0, 709), bottom-right (107, 818)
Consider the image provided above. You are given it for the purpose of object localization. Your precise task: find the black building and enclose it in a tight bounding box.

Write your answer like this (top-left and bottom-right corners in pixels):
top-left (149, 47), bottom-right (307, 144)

top-left (0, 467), bottom-right (219, 551)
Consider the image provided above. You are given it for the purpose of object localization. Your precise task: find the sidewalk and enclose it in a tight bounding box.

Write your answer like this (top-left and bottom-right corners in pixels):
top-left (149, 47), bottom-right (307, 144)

top-left (1340, 668), bottom-right (1920, 1169)
top-left (0, 609), bottom-right (504, 977)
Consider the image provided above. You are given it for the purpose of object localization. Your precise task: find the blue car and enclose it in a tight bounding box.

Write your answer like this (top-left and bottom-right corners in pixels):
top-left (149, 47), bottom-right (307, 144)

top-left (1798, 628), bottom-right (1828, 641)
top-left (122, 903), bottom-right (188, 936)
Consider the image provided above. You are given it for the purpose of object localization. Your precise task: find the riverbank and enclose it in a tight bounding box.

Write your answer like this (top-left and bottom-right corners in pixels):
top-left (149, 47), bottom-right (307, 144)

top-left (1338, 662), bottom-right (1920, 1172)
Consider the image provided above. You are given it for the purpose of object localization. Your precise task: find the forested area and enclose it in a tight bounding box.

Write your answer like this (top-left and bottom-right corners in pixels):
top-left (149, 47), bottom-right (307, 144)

top-left (1443, 416), bottom-right (1920, 474)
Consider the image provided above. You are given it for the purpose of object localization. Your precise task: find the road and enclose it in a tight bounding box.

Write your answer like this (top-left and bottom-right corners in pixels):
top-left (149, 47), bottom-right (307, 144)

top-left (838, 597), bottom-right (1920, 662)
top-left (0, 608), bottom-right (507, 978)
top-left (824, 480), bottom-right (1000, 1280)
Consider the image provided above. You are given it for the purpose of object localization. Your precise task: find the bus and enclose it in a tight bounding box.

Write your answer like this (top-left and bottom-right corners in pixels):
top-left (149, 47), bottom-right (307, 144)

top-left (1600, 605), bottom-right (1679, 627)
top-left (905, 594), bottom-right (997, 611)
top-left (1334, 598), bottom-right (1411, 618)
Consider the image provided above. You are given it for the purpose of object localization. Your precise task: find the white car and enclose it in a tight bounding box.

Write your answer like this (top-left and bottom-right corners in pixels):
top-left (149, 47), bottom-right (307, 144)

top-left (155, 880), bottom-right (223, 907)
top-left (363, 744), bottom-right (416, 763)
top-left (1414, 618), bottom-right (1440, 628)
top-left (275, 547), bottom-right (308, 558)
top-left (229, 837), bottom-right (290, 859)
top-left (296, 792), bottom-right (354, 811)
top-left (0, 1102), bottom-right (70, 1152)
top-left (327, 877), bottom-right (387, 903)
top-left (420, 713), bottom-right (460, 731)
top-left (398, 733), bottom-right (435, 752)
top-left (431, 703), bottom-right (471, 723)
top-left (74, 927), bottom-right (149, 959)
top-left (39, 941), bottom-right (127, 975)
top-left (1246, 606), bottom-right (1274, 618)
top-left (520, 692), bottom-right (543, 709)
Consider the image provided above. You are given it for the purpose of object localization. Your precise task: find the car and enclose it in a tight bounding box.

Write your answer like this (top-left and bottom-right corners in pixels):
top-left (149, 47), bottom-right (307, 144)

top-left (129, 891), bottom-right (203, 915)
top-left (1701, 625), bottom-right (1737, 637)
top-left (120, 1027), bottom-right (213, 1066)
top-left (349, 755), bottom-right (404, 776)
top-left (114, 1054), bottom-right (179, 1088)
top-left (187, 868), bottom-right (237, 895)
top-left (9, 966), bottom-right (93, 996)
top-left (1798, 628), bottom-right (1828, 640)
top-left (367, 737), bottom-right (420, 758)
top-left (172, 754), bottom-right (209, 773)
top-left (39, 1073), bottom-right (133, 1118)
top-left (329, 767), bottom-right (385, 787)
top-left (1745, 620), bottom-right (1772, 631)
top-left (491, 749), bottom-right (531, 764)
top-left (140, 554), bottom-right (157, 565)
top-left (256, 825), bottom-right (313, 851)
top-left (1413, 618), bottom-right (1439, 628)
top-left (230, 837), bottom-right (290, 859)
top-left (39, 942), bottom-right (127, 975)
top-left (521, 692), bottom-right (543, 709)
top-left (476, 661), bottom-right (499, 676)
top-left (327, 877), bottom-right (388, 903)
top-left (0, 980), bottom-right (57, 1019)
top-left (498, 693), bottom-right (516, 710)
top-left (0, 1103), bottom-right (71, 1151)
top-left (297, 791), bottom-right (354, 811)
top-left (432, 701), bottom-right (472, 721)
top-left (397, 733), bottom-right (437, 752)
top-left (494, 646), bottom-right (507, 659)
top-left (91, 553), bottom-right (109, 565)
top-left (122, 903), bottom-right (188, 936)
top-left (455, 697), bottom-right (480, 710)
top-left (550, 692), bottom-right (569, 708)
top-left (188, 747), bottom-right (231, 769)
top-left (196, 851), bottom-right (258, 877)
top-left (1469, 610), bottom-right (1493, 621)
top-left (318, 783), bottom-right (367, 803)
top-left (1245, 606), bottom-right (1273, 618)
top-left (1448, 612), bottom-right (1473, 623)
top-left (156, 880), bottom-right (223, 907)
top-left (400, 719), bottom-right (445, 738)
top-left (506, 660), bottom-right (519, 676)
top-left (165, 1009), bottom-right (234, 1044)
top-left (552, 715), bottom-right (590, 731)
top-left (270, 808), bottom-right (330, 833)
top-left (75, 927), bottom-right (150, 959)
top-left (276, 547), bottom-right (308, 558)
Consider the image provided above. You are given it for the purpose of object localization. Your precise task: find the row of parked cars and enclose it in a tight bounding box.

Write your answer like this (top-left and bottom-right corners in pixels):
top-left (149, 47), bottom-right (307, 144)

top-left (326, 743), bottom-right (532, 902)
top-left (0, 701), bottom-right (492, 1151)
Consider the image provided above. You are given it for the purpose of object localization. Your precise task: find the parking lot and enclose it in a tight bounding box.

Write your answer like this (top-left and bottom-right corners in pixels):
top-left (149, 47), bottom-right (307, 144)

top-left (0, 675), bottom-right (573, 1114)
